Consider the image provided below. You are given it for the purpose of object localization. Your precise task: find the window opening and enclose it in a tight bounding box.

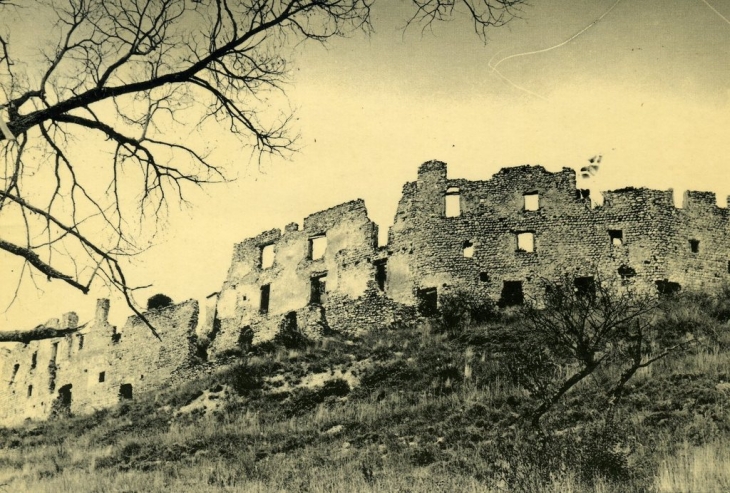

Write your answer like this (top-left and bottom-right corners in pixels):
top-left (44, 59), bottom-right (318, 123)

top-left (462, 240), bottom-right (474, 258)
top-left (416, 287), bottom-right (439, 317)
top-left (524, 192), bottom-right (539, 211)
top-left (53, 384), bottom-right (73, 417)
top-left (689, 239), bottom-right (700, 253)
top-left (260, 244), bottom-right (275, 269)
top-left (479, 272), bottom-right (490, 283)
top-left (445, 187), bottom-right (461, 217)
top-left (574, 276), bottom-right (596, 299)
top-left (260, 284), bottom-right (271, 314)
top-left (99, 372), bottom-right (106, 383)
top-left (31, 351), bottom-right (37, 370)
top-left (609, 230), bottom-right (623, 247)
top-left (499, 281), bottom-right (524, 307)
top-left (516, 232), bottom-right (535, 253)
top-left (27, 385), bottom-right (33, 397)
top-left (309, 235), bottom-right (327, 260)
top-left (618, 265), bottom-right (636, 279)
top-left (9, 363), bottom-right (19, 385)
top-left (656, 280), bottom-right (681, 296)
top-left (119, 383), bottom-right (133, 400)
top-left (310, 274), bottom-right (327, 305)
top-left (374, 259), bottom-right (387, 291)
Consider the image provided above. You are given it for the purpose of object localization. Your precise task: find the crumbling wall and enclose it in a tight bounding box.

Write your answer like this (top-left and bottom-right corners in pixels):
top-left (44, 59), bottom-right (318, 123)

top-left (3, 158), bottom-right (729, 426)
top-left (208, 200), bottom-right (387, 358)
top-left (0, 299), bottom-right (198, 426)
top-left (387, 161), bottom-right (730, 310)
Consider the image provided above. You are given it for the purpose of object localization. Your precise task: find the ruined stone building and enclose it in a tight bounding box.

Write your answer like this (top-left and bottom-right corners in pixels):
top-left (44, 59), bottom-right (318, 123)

top-left (2, 160), bottom-right (729, 425)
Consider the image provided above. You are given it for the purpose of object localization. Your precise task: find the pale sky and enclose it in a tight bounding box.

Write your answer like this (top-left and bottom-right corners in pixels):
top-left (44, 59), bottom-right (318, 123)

top-left (2, 0), bottom-right (730, 331)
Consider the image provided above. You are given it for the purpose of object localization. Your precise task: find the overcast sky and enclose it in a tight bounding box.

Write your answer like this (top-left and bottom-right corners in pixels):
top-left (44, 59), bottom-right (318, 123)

top-left (2, 0), bottom-right (730, 330)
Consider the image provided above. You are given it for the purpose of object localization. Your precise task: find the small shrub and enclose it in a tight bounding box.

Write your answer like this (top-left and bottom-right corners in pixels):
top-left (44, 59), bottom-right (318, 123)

top-left (147, 293), bottom-right (173, 310)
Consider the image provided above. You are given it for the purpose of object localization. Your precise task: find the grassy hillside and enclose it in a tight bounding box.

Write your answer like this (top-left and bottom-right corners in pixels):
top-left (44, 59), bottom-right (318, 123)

top-left (1, 290), bottom-right (730, 492)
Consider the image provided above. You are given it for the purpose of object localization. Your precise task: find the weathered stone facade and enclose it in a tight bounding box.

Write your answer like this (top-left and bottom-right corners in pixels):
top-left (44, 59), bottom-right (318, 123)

top-left (0, 299), bottom-right (199, 426)
top-left (386, 161), bottom-right (730, 307)
top-left (2, 160), bottom-right (729, 424)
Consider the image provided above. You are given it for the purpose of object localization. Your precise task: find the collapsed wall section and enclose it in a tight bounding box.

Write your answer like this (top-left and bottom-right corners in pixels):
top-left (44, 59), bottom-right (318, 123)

top-left (0, 299), bottom-right (199, 426)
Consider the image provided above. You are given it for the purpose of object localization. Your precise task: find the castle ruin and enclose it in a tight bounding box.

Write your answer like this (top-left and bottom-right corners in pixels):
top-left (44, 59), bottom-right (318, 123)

top-left (2, 160), bottom-right (729, 425)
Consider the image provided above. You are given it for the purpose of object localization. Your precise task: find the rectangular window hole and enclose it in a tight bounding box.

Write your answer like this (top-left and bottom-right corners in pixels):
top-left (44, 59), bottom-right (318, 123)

top-left (574, 276), bottom-right (596, 298)
top-left (260, 244), bottom-right (275, 269)
top-left (99, 371), bottom-right (106, 383)
top-left (499, 281), bottom-right (524, 307)
top-left (31, 351), bottom-right (37, 370)
top-left (310, 274), bottom-right (327, 305)
top-left (689, 239), bottom-right (700, 253)
top-left (516, 232), bottom-right (535, 253)
top-left (524, 192), bottom-right (539, 211)
top-left (416, 287), bottom-right (438, 317)
top-left (27, 385), bottom-right (33, 397)
top-left (119, 383), bottom-right (133, 400)
top-left (260, 284), bottom-right (271, 314)
top-left (374, 259), bottom-right (387, 291)
top-left (609, 230), bottom-right (623, 247)
top-left (463, 240), bottom-right (474, 258)
top-left (309, 235), bottom-right (327, 260)
top-left (445, 187), bottom-right (461, 217)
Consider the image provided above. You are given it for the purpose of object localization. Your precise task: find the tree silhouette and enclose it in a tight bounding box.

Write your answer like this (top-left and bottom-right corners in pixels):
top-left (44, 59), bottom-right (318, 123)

top-left (0, 0), bottom-right (525, 336)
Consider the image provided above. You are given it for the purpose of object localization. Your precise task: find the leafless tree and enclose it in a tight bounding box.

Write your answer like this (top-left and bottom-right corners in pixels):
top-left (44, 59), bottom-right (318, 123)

top-left (515, 272), bottom-right (698, 427)
top-left (0, 0), bottom-right (525, 337)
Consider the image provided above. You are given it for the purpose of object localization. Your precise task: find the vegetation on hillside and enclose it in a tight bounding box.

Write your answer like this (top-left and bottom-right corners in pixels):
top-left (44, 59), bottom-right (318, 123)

top-left (1, 283), bottom-right (730, 492)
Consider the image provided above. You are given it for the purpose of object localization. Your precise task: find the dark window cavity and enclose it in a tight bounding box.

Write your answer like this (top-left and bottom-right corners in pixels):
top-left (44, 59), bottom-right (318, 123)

top-left (374, 259), bottom-right (387, 291)
top-left (618, 265), bottom-right (636, 279)
top-left (479, 272), bottom-right (490, 283)
top-left (416, 287), bottom-right (439, 317)
top-left (656, 280), bottom-right (681, 296)
top-left (499, 281), bottom-right (524, 307)
top-left (119, 383), bottom-right (133, 400)
top-left (27, 385), bottom-right (33, 397)
top-left (31, 351), bottom-right (37, 370)
top-left (99, 372), bottom-right (106, 383)
top-left (689, 239), bottom-right (700, 253)
top-left (260, 284), bottom-right (271, 314)
top-left (574, 276), bottom-right (596, 298)
top-left (310, 274), bottom-right (327, 305)
top-left (9, 363), bottom-right (19, 385)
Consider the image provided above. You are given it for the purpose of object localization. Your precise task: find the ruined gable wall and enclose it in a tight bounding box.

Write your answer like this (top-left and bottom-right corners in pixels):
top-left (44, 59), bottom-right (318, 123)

top-left (0, 300), bottom-right (199, 426)
top-left (209, 199), bottom-right (382, 357)
top-left (387, 161), bottom-right (730, 307)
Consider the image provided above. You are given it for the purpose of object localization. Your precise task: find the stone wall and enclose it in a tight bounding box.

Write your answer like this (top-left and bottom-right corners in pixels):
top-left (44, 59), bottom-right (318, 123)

top-left (208, 199), bottom-right (413, 358)
top-left (0, 299), bottom-right (199, 426)
top-left (387, 161), bottom-right (730, 308)
top-left (3, 158), bottom-right (729, 425)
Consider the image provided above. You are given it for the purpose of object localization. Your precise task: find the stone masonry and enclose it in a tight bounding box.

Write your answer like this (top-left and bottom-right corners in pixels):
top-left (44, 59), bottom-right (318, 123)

top-left (2, 160), bottom-right (729, 424)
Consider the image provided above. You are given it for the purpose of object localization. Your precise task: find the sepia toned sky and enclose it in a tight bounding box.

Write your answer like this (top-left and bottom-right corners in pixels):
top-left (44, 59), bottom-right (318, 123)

top-left (2, 0), bottom-right (730, 330)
